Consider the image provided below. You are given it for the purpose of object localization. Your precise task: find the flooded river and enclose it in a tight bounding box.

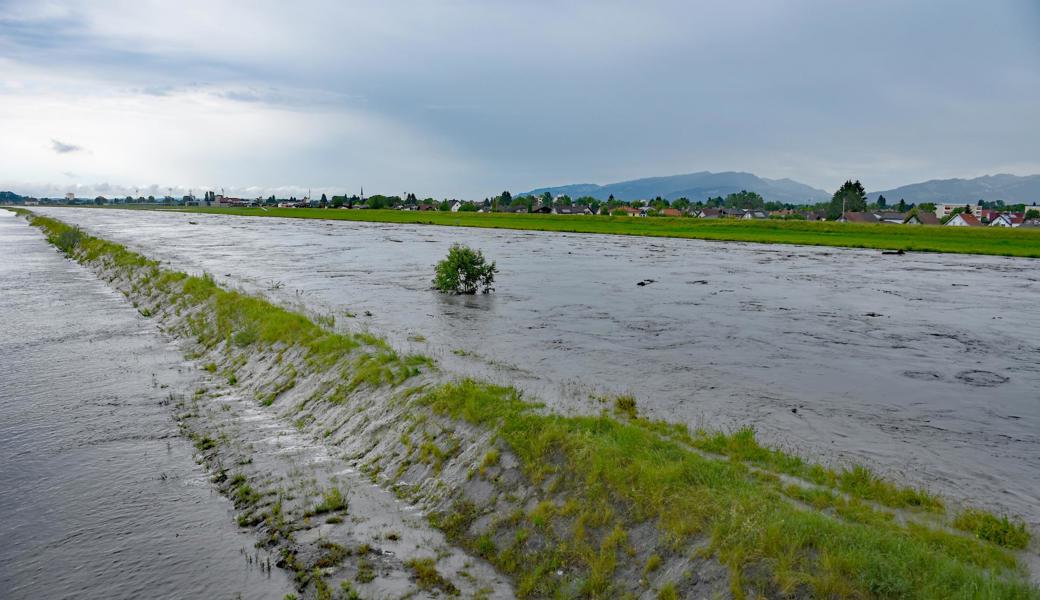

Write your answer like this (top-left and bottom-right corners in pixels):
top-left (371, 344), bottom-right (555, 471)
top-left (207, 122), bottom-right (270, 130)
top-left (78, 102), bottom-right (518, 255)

top-left (0, 211), bottom-right (291, 599)
top-left (26, 207), bottom-right (1040, 526)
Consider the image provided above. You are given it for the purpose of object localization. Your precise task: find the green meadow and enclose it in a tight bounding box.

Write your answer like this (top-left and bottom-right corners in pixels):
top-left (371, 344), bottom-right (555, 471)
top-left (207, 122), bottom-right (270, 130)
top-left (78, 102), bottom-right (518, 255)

top-left (147, 206), bottom-right (1040, 257)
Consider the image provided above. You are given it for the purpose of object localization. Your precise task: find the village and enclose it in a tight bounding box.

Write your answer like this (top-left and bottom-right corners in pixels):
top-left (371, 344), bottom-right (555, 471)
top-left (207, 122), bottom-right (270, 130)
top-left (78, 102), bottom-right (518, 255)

top-left (10, 189), bottom-right (1040, 228)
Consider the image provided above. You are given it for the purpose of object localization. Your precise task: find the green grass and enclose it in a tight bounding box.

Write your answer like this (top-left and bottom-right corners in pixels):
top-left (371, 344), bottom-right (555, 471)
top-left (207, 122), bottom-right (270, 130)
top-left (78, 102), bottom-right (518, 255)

top-left (419, 379), bottom-right (1037, 599)
top-left (954, 509), bottom-right (1032, 550)
top-left (131, 205), bottom-right (1040, 257)
top-left (691, 426), bottom-right (945, 512)
top-left (310, 486), bottom-right (348, 515)
top-left (405, 557), bottom-right (460, 595)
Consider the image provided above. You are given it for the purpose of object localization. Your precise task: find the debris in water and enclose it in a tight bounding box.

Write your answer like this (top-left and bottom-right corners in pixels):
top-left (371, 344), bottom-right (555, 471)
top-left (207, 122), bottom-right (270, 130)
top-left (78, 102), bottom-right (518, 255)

top-left (636, 279), bottom-right (655, 287)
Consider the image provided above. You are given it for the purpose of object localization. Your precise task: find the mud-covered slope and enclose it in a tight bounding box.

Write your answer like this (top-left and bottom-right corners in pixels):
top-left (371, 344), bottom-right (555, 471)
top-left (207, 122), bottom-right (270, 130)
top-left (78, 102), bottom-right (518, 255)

top-left (16, 209), bottom-right (1039, 600)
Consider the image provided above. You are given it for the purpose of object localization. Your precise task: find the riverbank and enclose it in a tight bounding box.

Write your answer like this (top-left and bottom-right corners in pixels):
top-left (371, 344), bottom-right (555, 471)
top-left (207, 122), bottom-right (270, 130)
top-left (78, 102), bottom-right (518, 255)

top-left (122, 205), bottom-right (1040, 257)
top-left (11, 207), bottom-right (1039, 599)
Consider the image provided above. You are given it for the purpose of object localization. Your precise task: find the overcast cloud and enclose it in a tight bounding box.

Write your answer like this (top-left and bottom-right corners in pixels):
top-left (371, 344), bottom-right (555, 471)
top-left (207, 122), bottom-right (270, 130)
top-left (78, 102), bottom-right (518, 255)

top-left (1, 0), bottom-right (1038, 199)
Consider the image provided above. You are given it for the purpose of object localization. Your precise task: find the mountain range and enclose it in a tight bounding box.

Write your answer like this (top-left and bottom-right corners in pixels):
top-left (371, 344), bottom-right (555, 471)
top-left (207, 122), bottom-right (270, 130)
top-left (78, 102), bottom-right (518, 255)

top-left (526, 171), bottom-right (830, 205)
top-left (868, 174), bottom-right (1040, 205)
top-left (526, 172), bottom-right (1040, 205)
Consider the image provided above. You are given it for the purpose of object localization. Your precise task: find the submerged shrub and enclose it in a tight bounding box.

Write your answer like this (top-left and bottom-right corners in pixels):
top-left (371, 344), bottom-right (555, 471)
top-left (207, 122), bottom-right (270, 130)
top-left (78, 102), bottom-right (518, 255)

top-left (433, 244), bottom-right (497, 294)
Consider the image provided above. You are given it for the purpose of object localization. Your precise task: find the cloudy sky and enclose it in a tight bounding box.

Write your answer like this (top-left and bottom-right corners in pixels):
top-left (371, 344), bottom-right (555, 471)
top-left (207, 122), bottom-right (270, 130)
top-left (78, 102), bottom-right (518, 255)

top-left (1, 0), bottom-right (1038, 199)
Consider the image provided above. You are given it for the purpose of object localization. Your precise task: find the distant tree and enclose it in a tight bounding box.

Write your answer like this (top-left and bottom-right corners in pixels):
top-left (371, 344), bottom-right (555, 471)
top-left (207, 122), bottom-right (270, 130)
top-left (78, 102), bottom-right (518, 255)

top-left (706, 196), bottom-right (724, 208)
top-left (319, 193), bottom-right (328, 208)
top-left (672, 197), bottom-right (691, 211)
top-left (366, 195), bottom-right (389, 209)
top-left (1026, 209), bottom-right (1040, 219)
top-left (459, 202), bottom-right (478, 212)
top-left (724, 190), bottom-right (765, 210)
top-left (877, 195), bottom-right (887, 209)
top-left (539, 191), bottom-right (552, 207)
top-left (827, 180), bottom-right (867, 220)
top-left (437, 199), bottom-right (452, 211)
top-left (499, 191), bottom-right (512, 206)
top-left (915, 201), bottom-right (933, 213)
top-left (631, 200), bottom-right (645, 208)
top-left (94, 196), bottom-right (106, 205)
top-left (331, 196), bottom-right (344, 208)
top-left (650, 196), bottom-right (669, 210)
top-left (763, 201), bottom-right (784, 212)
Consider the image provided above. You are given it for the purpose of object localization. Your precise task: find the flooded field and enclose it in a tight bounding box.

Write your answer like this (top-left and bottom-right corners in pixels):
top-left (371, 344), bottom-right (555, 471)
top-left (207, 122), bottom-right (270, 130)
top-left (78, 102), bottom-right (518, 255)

top-left (29, 207), bottom-right (1040, 526)
top-left (0, 211), bottom-right (292, 599)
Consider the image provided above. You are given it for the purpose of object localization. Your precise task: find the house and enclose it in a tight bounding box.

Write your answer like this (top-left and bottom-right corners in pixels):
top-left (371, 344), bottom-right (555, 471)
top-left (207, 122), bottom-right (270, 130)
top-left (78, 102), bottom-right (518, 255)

top-left (721, 208), bottom-right (746, 218)
top-left (803, 211), bottom-right (825, 221)
top-left (874, 211), bottom-right (908, 224)
top-left (903, 212), bottom-right (940, 225)
top-left (611, 206), bottom-right (641, 217)
top-left (988, 213), bottom-right (1024, 227)
top-left (553, 206), bottom-right (592, 215)
top-left (740, 210), bottom-right (768, 220)
top-left (837, 212), bottom-right (879, 223)
top-left (1019, 219), bottom-right (1040, 228)
top-left (450, 200), bottom-right (463, 212)
top-left (416, 203), bottom-right (437, 211)
top-left (694, 208), bottom-right (721, 218)
top-left (531, 203), bottom-right (552, 214)
top-left (659, 208), bottom-right (683, 217)
top-left (945, 213), bottom-right (982, 226)
top-left (501, 204), bottom-right (528, 213)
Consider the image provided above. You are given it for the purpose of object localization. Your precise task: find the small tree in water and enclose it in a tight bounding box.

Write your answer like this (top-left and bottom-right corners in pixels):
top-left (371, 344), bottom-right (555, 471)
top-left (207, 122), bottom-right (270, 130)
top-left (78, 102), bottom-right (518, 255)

top-left (433, 244), bottom-right (497, 294)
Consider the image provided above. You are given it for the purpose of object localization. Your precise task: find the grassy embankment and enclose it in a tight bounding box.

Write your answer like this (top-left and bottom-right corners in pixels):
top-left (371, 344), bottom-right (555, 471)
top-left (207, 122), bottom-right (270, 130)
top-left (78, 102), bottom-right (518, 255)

top-left (150, 205), bottom-right (1040, 257)
top-left (14, 206), bottom-right (1038, 599)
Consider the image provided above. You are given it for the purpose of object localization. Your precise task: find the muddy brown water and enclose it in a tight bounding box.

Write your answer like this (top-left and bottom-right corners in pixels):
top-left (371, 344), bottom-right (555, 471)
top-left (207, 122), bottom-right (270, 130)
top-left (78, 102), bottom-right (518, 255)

top-left (0, 211), bottom-right (292, 599)
top-left (28, 207), bottom-right (1040, 527)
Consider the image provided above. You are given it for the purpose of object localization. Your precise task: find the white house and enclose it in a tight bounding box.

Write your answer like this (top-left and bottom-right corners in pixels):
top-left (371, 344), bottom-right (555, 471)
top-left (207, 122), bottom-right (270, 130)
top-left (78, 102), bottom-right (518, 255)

top-left (945, 213), bottom-right (982, 227)
top-left (989, 213), bottom-right (1024, 227)
top-left (450, 200), bottom-right (463, 212)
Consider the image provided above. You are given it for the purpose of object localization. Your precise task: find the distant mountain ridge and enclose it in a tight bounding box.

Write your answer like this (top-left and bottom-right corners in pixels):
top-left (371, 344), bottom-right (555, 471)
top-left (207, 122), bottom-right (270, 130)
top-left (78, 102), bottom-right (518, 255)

top-left (525, 171), bottom-right (830, 204)
top-left (526, 172), bottom-right (1040, 205)
top-left (868, 174), bottom-right (1040, 204)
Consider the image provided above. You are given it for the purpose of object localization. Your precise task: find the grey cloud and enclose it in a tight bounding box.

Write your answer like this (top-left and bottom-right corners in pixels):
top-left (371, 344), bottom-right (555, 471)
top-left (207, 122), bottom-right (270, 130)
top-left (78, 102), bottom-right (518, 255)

top-left (6, 0), bottom-right (1040, 197)
top-left (51, 139), bottom-right (82, 154)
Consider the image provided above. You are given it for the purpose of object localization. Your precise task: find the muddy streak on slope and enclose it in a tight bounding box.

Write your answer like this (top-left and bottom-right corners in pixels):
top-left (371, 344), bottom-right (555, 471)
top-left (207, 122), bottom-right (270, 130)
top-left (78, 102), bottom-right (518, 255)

top-left (0, 211), bottom-right (292, 599)
top-left (33, 207), bottom-right (1040, 526)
